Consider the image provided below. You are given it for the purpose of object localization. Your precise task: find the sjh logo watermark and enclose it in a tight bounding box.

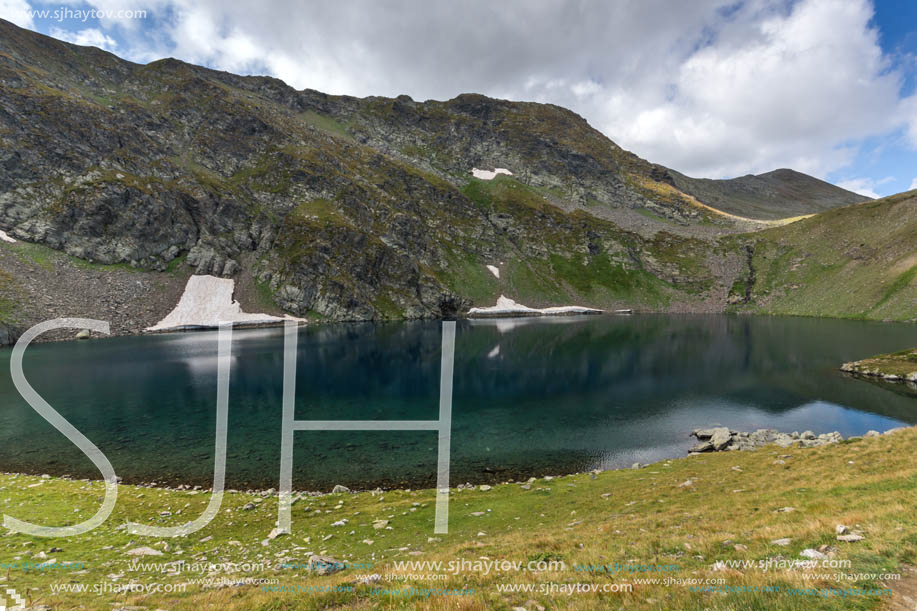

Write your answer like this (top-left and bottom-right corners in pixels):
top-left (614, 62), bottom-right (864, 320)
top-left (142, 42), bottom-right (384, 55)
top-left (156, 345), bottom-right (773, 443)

top-left (0, 587), bottom-right (26, 611)
top-left (28, 7), bottom-right (148, 22)
top-left (6, 318), bottom-right (456, 538)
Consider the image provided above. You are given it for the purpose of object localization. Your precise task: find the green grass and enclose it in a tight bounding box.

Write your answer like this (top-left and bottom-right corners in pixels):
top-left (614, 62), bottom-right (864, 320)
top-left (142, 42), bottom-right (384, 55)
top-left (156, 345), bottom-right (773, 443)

top-left (730, 194), bottom-right (917, 321)
top-left (548, 253), bottom-right (669, 305)
top-left (3, 429), bottom-right (917, 609)
top-left (229, 152), bottom-right (293, 195)
top-left (370, 292), bottom-right (404, 319)
top-left (10, 242), bottom-right (55, 270)
top-left (502, 257), bottom-right (568, 304)
top-left (460, 175), bottom-right (550, 216)
top-left (635, 207), bottom-right (669, 223)
top-left (871, 266), bottom-right (917, 313)
top-left (300, 110), bottom-right (352, 140)
top-left (166, 255), bottom-right (187, 276)
top-left (290, 198), bottom-right (348, 225)
top-left (842, 348), bottom-right (917, 379)
top-left (253, 276), bottom-right (276, 310)
top-left (0, 268), bottom-right (21, 324)
top-left (436, 249), bottom-right (500, 306)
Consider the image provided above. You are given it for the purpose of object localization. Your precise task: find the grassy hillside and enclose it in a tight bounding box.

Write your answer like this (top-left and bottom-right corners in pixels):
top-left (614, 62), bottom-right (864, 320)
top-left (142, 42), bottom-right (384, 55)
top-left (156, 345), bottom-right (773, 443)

top-left (729, 191), bottom-right (917, 321)
top-left (2, 429), bottom-right (917, 609)
top-left (669, 169), bottom-right (870, 221)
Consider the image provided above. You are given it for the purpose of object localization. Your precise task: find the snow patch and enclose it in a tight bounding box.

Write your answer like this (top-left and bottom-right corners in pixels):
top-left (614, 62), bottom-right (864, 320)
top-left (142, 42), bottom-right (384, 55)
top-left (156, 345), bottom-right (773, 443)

top-left (467, 295), bottom-right (602, 318)
top-left (147, 275), bottom-right (302, 332)
top-left (487, 345), bottom-right (500, 358)
top-left (486, 264), bottom-right (500, 279)
top-left (0, 230), bottom-right (16, 243)
top-left (471, 167), bottom-right (513, 180)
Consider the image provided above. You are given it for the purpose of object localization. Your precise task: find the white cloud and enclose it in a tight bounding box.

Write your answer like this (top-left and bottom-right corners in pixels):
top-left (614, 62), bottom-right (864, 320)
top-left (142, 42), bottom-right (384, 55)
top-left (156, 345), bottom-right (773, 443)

top-left (31, 0), bottom-right (917, 180)
top-left (836, 178), bottom-right (881, 198)
top-left (1, 0), bottom-right (33, 28)
top-left (49, 26), bottom-right (118, 51)
top-left (589, 0), bottom-right (906, 178)
top-left (909, 178), bottom-right (917, 191)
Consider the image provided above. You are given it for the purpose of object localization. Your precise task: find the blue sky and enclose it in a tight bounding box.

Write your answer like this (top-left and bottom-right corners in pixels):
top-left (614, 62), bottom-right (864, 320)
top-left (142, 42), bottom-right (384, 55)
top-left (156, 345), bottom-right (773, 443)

top-left (4, 0), bottom-right (917, 197)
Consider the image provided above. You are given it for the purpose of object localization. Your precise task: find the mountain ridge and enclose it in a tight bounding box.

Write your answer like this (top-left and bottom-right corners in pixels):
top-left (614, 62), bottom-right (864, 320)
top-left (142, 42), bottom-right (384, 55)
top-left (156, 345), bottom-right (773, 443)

top-left (0, 18), bottom-right (908, 339)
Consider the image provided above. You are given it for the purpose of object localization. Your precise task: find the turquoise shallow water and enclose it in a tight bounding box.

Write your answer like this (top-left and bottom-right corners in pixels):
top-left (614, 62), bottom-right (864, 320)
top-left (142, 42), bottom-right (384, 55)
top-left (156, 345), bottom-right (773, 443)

top-left (0, 314), bottom-right (914, 490)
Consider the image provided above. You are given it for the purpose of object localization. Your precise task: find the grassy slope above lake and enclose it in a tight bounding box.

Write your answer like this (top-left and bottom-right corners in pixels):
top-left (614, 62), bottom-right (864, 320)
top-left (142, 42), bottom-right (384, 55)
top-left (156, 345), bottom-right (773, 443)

top-left (729, 191), bottom-right (917, 321)
top-left (2, 428), bottom-right (917, 610)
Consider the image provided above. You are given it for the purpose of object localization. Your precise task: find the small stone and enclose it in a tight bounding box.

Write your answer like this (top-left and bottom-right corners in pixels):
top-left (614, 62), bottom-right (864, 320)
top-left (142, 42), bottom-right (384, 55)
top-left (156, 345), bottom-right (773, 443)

top-left (800, 549), bottom-right (826, 559)
top-left (479, 485), bottom-right (492, 491)
top-left (837, 533), bottom-right (865, 542)
top-left (309, 555), bottom-right (344, 575)
top-left (770, 538), bottom-right (792, 546)
top-left (242, 502), bottom-right (256, 510)
top-left (125, 547), bottom-right (163, 557)
top-left (372, 520), bottom-right (389, 529)
top-left (267, 528), bottom-right (287, 540)
top-left (835, 524), bottom-right (848, 535)
top-left (332, 485), bottom-right (350, 494)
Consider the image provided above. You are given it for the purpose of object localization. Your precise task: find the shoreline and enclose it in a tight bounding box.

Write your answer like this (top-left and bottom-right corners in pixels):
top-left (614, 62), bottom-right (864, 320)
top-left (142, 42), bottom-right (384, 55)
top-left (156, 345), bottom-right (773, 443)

top-left (4, 310), bottom-right (915, 348)
top-left (3, 427), bottom-right (917, 609)
top-left (6, 425), bottom-right (910, 497)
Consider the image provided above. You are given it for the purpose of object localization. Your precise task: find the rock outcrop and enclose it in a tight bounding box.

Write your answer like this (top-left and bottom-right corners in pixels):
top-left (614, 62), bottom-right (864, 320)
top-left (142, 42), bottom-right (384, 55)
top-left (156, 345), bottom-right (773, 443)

top-left (841, 352), bottom-right (917, 388)
top-left (689, 428), bottom-right (844, 453)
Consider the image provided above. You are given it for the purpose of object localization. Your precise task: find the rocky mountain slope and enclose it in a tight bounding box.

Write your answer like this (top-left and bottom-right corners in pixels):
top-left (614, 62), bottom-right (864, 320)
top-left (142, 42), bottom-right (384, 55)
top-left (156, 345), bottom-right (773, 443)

top-left (0, 18), bottom-right (904, 341)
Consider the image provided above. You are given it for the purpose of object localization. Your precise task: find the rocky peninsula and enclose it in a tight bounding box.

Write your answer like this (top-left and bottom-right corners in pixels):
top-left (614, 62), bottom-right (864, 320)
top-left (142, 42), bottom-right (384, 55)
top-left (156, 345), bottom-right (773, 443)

top-left (841, 349), bottom-right (917, 386)
top-left (688, 426), bottom-right (907, 454)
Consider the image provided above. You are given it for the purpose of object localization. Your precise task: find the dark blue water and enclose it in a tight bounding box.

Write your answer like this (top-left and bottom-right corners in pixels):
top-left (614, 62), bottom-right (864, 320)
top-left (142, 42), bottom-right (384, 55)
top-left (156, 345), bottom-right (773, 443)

top-left (0, 314), bottom-right (914, 490)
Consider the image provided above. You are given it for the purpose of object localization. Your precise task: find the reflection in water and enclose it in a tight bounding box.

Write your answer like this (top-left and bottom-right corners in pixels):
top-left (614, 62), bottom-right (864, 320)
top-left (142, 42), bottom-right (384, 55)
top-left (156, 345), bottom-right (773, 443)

top-left (0, 314), bottom-right (914, 490)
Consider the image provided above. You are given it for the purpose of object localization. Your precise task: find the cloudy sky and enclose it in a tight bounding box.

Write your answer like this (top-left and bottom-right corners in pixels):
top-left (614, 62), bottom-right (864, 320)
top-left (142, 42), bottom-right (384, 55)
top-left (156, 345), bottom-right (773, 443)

top-left (3, 0), bottom-right (917, 197)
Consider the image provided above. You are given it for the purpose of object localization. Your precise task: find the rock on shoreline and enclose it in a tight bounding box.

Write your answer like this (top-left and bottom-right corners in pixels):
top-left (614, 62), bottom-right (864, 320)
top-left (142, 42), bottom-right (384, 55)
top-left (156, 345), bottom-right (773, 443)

top-left (689, 427), bottom-right (844, 453)
top-left (689, 426), bottom-right (912, 453)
